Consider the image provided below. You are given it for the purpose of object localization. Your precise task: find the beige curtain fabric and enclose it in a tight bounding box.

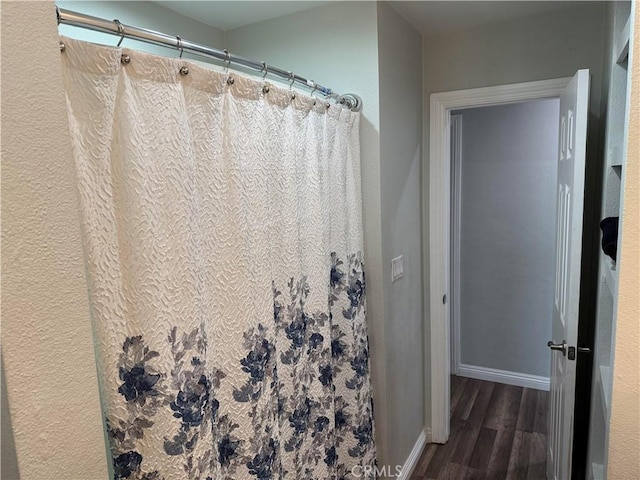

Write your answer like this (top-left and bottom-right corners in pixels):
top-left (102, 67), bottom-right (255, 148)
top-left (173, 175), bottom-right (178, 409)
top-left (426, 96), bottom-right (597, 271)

top-left (61, 36), bottom-right (375, 480)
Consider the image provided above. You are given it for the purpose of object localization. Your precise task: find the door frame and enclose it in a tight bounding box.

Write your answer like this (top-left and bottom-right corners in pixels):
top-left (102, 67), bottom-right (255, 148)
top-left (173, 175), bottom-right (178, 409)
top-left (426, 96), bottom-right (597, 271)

top-left (426, 76), bottom-right (572, 443)
top-left (450, 113), bottom-right (462, 377)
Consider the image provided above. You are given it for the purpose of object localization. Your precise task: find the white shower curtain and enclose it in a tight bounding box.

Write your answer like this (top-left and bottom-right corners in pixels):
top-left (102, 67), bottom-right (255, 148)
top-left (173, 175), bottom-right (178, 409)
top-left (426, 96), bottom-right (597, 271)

top-left (60, 37), bottom-right (375, 480)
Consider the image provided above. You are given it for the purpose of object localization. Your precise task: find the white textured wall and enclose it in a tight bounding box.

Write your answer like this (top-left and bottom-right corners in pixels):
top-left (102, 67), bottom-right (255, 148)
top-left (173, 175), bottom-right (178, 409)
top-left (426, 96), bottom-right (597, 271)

top-left (421, 2), bottom-right (608, 427)
top-left (2, 2), bottom-right (228, 478)
top-left (1, 2), bottom-right (109, 478)
top-left (457, 100), bottom-right (559, 378)
top-left (608, 3), bottom-right (640, 477)
top-left (377, 1), bottom-right (424, 470)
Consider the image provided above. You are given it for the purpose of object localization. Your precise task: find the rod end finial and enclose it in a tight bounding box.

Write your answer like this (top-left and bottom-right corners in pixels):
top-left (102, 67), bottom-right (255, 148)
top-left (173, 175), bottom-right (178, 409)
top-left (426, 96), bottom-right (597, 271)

top-left (338, 94), bottom-right (363, 112)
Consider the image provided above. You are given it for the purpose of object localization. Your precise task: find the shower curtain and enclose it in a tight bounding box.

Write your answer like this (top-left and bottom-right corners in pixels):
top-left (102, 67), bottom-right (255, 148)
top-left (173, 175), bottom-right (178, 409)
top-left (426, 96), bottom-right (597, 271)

top-left (61, 37), bottom-right (375, 480)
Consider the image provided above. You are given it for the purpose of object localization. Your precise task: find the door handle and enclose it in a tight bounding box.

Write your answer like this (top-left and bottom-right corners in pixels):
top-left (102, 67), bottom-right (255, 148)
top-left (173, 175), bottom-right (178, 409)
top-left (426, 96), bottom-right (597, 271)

top-left (547, 340), bottom-right (567, 356)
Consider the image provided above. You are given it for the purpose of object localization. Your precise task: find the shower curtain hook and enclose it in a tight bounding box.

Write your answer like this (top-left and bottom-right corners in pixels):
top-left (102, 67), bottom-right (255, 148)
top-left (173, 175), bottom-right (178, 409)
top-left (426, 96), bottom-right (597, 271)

top-left (177, 35), bottom-right (184, 58)
top-left (223, 49), bottom-right (230, 73)
top-left (114, 19), bottom-right (125, 47)
top-left (261, 62), bottom-right (268, 80)
top-left (288, 72), bottom-right (297, 100)
top-left (310, 82), bottom-right (318, 98)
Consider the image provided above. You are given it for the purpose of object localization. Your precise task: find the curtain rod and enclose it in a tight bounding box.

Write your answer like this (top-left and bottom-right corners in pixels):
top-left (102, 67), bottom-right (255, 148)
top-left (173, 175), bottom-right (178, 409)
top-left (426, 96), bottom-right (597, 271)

top-left (56, 7), bottom-right (363, 112)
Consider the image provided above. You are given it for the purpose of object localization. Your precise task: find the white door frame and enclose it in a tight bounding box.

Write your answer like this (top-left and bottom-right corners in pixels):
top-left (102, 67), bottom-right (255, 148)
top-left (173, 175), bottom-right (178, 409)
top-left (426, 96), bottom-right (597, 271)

top-left (450, 113), bottom-right (462, 377)
top-left (427, 77), bottom-right (572, 443)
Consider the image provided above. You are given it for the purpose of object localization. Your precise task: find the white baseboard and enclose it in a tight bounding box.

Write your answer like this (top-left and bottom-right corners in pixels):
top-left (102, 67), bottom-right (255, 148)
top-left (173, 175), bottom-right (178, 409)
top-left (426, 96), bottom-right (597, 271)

top-left (398, 428), bottom-right (429, 480)
top-left (458, 364), bottom-right (550, 391)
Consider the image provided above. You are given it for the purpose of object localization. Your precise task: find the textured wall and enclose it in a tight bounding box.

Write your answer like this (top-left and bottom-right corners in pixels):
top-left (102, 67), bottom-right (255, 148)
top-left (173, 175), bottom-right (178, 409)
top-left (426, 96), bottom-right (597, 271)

top-left (457, 100), bottom-right (559, 378)
top-left (421, 3), bottom-right (608, 427)
top-left (1, 2), bottom-right (109, 478)
top-left (608, 3), bottom-right (640, 477)
top-left (377, 1), bottom-right (425, 469)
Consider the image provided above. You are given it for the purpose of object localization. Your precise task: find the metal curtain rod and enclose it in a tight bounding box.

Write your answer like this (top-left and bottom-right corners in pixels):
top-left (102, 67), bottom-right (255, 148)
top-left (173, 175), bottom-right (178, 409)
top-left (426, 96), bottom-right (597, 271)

top-left (56, 7), bottom-right (363, 112)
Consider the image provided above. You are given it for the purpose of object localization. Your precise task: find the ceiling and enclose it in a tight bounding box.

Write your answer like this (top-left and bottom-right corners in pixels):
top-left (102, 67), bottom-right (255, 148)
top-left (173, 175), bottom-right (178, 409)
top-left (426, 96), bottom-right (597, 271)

top-left (156, 1), bottom-right (595, 35)
top-left (390, 1), bottom-right (595, 36)
top-left (156, 1), bottom-right (332, 31)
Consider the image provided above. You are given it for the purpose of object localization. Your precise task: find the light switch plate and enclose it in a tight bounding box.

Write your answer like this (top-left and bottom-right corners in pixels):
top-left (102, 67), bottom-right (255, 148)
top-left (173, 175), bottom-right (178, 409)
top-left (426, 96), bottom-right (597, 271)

top-left (391, 255), bottom-right (404, 282)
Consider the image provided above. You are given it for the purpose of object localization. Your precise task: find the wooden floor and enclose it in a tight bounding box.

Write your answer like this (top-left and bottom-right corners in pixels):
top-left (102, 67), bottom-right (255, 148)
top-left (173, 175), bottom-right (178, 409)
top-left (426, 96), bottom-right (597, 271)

top-left (411, 376), bottom-right (549, 480)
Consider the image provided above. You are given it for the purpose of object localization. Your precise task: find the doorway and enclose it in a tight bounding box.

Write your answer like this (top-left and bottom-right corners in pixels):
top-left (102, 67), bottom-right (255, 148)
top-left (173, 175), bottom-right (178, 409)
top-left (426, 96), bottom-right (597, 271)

top-left (449, 99), bottom-right (560, 388)
top-left (426, 73), bottom-right (591, 480)
top-left (425, 77), bottom-right (571, 445)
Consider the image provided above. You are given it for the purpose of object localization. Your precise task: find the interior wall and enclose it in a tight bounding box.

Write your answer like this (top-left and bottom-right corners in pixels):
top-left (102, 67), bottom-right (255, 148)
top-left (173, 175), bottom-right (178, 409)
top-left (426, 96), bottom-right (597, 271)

top-left (1, 363), bottom-right (20, 479)
top-left (455, 100), bottom-right (559, 379)
top-left (56, 1), bottom-right (225, 61)
top-left (585, 2), bottom-right (633, 476)
top-left (1, 2), bottom-right (109, 478)
top-left (224, 1), bottom-right (391, 465)
top-left (422, 2), bottom-right (608, 427)
top-left (2, 2), bottom-right (226, 477)
top-left (609, 3), bottom-right (640, 478)
top-left (377, 1), bottom-right (425, 469)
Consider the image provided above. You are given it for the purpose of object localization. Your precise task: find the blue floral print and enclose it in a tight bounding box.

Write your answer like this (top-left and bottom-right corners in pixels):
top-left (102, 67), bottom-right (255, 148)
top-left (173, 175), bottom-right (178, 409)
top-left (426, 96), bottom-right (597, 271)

top-left (247, 439), bottom-right (278, 479)
top-left (240, 338), bottom-right (273, 385)
top-left (169, 373), bottom-right (211, 428)
top-left (102, 252), bottom-right (374, 479)
top-left (113, 451), bottom-right (142, 479)
top-left (319, 364), bottom-right (333, 386)
top-left (218, 434), bottom-right (241, 466)
top-left (118, 364), bottom-right (160, 402)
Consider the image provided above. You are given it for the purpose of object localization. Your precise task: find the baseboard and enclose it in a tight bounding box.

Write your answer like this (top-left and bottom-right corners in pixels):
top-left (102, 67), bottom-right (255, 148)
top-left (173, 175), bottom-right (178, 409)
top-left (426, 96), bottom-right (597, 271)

top-left (425, 426), bottom-right (432, 443)
top-left (398, 428), bottom-right (429, 480)
top-left (458, 364), bottom-right (550, 391)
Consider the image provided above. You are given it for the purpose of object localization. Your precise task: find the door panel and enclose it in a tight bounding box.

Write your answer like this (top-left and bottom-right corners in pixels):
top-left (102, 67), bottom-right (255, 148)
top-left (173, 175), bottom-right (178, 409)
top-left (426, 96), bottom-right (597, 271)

top-left (547, 69), bottom-right (590, 480)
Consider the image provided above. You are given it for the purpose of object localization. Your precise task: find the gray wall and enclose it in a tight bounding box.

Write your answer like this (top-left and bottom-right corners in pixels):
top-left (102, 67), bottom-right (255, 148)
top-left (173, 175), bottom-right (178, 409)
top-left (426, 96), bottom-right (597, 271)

top-left (378, 1), bottom-right (424, 469)
top-left (456, 100), bottom-right (559, 377)
top-left (422, 2), bottom-right (608, 426)
top-left (227, 2), bottom-right (425, 469)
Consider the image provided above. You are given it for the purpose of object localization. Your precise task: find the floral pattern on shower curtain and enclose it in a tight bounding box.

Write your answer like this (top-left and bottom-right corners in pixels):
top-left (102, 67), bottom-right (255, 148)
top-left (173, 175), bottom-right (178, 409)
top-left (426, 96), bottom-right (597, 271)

top-left (60, 37), bottom-right (375, 480)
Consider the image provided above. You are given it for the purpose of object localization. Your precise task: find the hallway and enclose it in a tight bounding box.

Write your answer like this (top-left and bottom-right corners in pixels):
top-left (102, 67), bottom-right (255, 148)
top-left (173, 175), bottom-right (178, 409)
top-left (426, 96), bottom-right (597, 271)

top-left (411, 376), bottom-right (548, 479)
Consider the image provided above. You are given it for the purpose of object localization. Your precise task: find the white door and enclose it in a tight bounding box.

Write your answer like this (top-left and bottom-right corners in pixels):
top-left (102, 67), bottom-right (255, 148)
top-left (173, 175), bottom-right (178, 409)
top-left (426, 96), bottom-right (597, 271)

top-left (547, 69), bottom-right (590, 480)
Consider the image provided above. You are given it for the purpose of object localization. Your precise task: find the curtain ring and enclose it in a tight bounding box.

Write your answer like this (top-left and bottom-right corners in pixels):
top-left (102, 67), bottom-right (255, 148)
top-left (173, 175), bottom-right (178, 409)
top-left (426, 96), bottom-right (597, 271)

top-left (223, 49), bottom-right (230, 73)
top-left (114, 19), bottom-right (125, 47)
top-left (177, 35), bottom-right (184, 58)
top-left (288, 73), bottom-right (297, 100)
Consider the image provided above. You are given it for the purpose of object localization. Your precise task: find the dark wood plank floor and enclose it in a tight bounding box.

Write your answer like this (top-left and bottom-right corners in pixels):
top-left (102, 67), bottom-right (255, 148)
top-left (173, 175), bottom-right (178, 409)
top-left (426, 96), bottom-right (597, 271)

top-left (411, 376), bottom-right (549, 480)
